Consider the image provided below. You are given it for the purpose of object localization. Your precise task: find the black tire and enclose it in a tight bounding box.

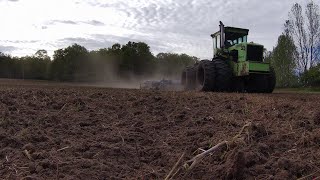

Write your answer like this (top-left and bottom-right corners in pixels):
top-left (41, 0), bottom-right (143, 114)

top-left (230, 77), bottom-right (245, 93)
top-left (196, 60), bottom-right (215, 91)
top-left (265, 67), bottom-right (276, 93)
top-left (245, 74), bottom-right (266, 93)
top-left (196, 59), bottom-right (232, 92)
top-left (245, 67), bottom-right (276, 93)
top-left (212, 59), bottom-right (232, 92)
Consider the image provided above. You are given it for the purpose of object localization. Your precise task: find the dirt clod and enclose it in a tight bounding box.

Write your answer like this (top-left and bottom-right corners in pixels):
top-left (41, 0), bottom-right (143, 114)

top-left (314, 112), bottom-right (320, 125)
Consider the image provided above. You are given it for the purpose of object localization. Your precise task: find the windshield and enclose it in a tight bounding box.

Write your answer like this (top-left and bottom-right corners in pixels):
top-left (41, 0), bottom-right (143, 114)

top-left (225, 35), bottom-right (248, 46)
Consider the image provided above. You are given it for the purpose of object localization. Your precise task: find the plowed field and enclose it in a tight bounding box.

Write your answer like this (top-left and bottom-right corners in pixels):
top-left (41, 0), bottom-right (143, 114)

top-left (0, 79), bottom-right (320, 180)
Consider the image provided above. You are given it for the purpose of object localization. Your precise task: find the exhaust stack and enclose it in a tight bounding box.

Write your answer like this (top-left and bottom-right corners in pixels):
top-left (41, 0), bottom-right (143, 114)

top-left (219, 21), bottom-right (225, 48)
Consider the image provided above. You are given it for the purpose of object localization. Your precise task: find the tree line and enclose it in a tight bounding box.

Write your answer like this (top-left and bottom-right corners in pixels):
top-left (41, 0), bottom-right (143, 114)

top-left (267, 1), bottom-right (320, 87)
top-left (0, 42), bottom-right (198, 82)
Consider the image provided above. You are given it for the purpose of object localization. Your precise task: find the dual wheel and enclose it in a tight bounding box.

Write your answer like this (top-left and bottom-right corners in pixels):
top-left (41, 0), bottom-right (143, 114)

top-left (182, 59), bottom-right (232, 92)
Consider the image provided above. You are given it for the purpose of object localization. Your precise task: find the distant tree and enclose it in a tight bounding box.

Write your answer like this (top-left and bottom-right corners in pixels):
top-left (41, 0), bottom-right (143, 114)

top-left (19, 55), bottom-right (50, 80)
top-left (301, 63), bottom-right (320, 86)
top-left (264, 50), bottom-right (272, 63)
top-left (50, 44), bottom-right (89, 81)
top-left (271, 33), bottom-right (298, 87)
top-left (306, 1), bottom-right (320, 65)
top-left (88, 45), bottom-right (122, 82)
top-left (156, 53), bottom-right (198, 78)
top-left (111, 43), bottom-right (121, 51)
top-left (120, 41), bottom-right (155, 77)
top-left (286, 1), bottom-right (320, 72)
top-left (0, 53), bottom-right (15, 78)
top-left (35, 49), bottom-right (50, 60)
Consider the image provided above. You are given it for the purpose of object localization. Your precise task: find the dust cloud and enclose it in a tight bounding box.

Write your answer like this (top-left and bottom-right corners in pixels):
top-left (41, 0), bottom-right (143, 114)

top-left (82, 64), bottom-right (182, 90)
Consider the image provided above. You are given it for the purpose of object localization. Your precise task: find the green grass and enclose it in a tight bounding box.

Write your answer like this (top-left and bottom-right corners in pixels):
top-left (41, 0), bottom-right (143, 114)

top-left (275, 87), bottom-right (320, 93)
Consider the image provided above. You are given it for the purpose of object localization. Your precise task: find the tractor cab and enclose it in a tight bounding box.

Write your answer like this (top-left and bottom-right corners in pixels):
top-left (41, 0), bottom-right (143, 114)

top-left (224, 29), bottom-right (248, 47)
top-left (211, 21), bottom-right (249, 57)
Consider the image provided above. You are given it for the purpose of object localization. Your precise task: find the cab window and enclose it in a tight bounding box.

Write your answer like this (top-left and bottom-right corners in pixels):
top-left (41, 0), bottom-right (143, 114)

top-left (217, 35), bottom-right (221, 48)
top-left (243, 35), bottom-right (247, 43)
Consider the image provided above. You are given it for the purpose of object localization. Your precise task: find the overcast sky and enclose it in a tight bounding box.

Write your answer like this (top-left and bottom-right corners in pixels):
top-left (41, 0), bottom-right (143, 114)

top-left (0, 0), bottom-right (319, 59)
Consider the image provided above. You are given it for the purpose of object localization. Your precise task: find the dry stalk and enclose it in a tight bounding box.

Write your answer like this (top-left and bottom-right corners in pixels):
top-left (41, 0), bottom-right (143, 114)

top-left (184, 141), bottom-right (228, 171)
top-left (282, 131), bottom-right (296, 137)
top-left (58, 103), bottom-right (68, 113)
top-left (170, 167), bottom-right (183, 180)
top-left (164, 153), bottom-right (185, 180)
top-left (23, 150), bottom-right (32, 160)
top-left (233, 122), bottom-right (252, 140)
top-left (286, 148), bottom-right (297, 153)
top-left (9, 166), bottom-right (18, 174)
top-left (198, 148), bottom-right (206, 153)
top-left (135, 142), bottom-right (142, 166)
top-left (93, 151), bottom-right (102, 158)
top-left (118, 131), bottom-right (125, 144)
top-left (57, 146), bottom-right (70, 152)
top-left (171, 122), bottom-right (252, 177)
top-left (297, 170), bottom-right (319, 180)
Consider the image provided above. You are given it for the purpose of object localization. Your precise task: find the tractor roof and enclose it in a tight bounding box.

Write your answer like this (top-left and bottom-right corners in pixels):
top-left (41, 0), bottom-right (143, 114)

top-left (211, 26), bottom-right (249, 40)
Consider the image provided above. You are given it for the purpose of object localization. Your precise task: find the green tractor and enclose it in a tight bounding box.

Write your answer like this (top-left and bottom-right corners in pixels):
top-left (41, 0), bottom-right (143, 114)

top-left (181, 21), bottom-right (276, 93)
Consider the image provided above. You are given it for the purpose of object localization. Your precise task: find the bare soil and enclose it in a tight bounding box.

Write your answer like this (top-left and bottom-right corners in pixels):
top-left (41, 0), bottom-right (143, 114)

top-left (0, 79), bottom-right (320, 180)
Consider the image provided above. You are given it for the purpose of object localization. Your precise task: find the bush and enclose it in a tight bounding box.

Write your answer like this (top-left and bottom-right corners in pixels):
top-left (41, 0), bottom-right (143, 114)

top-left (301, 64), bottom-right (320, 86)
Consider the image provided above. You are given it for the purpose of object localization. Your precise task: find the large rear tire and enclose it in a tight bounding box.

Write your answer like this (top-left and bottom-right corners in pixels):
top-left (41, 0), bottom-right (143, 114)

top-left (212, 59), bottom-right (232, 92)
top-left (245, 74), bottom-right (266, 93)
top-left (245, 67), bottom-right (276, 93)
top-left (230, 77), bottom-right (245, 93)
top-left (196, 60), bottom-right (215, 91)
top-left (265, 67), bottom-right (276, 93)
top-left (196, 59), bottom-right (232, 92)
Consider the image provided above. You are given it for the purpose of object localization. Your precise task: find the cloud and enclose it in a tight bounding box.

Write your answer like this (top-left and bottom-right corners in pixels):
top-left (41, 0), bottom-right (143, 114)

top-left (47, 20), bottom-right (105, 27)
top-left (56, 32), bottom-right (206, 58)
top-left (91, 34), bottom-right (171, 53)
top-left (0, 0), bottom-right (19, 2)
top-left (48, 20), bottom-right (78, 25)
top-left (82, 20), bottom-right (105, 26)
top-left (57, 37), bottom-right (114, 50)
top-left (0, 40), bottom-right (39, 43)
top-left (85, 0), bottom-right (220, 35)
top-left (0, 45), bottom-right (18, 53)
top-left (57, 34), bottom-right (141, 51)
top-left (57, 35), bottom-right (154, 53)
